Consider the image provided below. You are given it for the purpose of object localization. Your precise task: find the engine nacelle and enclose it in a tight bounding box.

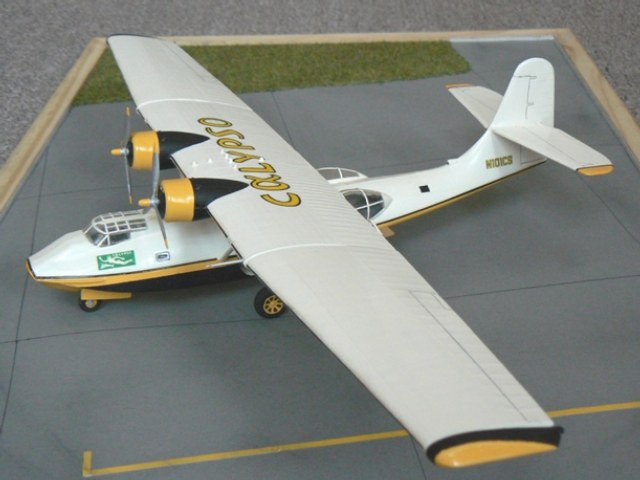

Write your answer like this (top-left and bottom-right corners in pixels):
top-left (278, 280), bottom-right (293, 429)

top-left (112, 131), bottom-right (209, 171)
top-left (151, 178), bottom-right (248, 222)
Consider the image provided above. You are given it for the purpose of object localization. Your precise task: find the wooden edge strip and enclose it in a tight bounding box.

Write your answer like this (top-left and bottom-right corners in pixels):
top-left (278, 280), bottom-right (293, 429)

top-left (1, 29), bottom-right (638, 217)
top-left (553, 29), bottom-right (640, 164)
top-left (166, 29), bottom-right (565, 45)
top-left (0, 37), bottom-right (107, 216)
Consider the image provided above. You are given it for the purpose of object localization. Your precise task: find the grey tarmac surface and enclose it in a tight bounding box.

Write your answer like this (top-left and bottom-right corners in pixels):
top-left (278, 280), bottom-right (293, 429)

top-left (1, 38), bottom-right (639, 479)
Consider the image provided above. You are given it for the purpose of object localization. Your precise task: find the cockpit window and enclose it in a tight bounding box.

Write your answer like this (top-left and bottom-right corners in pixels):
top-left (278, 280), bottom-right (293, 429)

top-left (83, 210), bottom-right (148, 247)
top-left (342, 189), bottom-right (386, 220)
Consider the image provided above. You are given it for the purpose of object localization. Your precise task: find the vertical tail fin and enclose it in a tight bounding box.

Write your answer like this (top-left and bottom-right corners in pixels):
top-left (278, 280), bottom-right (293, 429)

top-left (491, 58), bottom-right (555, 128)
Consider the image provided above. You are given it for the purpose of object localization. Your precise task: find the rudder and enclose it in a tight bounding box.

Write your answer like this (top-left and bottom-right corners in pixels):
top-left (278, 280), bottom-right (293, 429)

top-left (491, 58), bottom-right (555, 128)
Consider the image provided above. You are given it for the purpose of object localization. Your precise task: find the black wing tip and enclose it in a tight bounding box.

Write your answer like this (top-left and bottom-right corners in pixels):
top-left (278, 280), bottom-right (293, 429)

top-left (427, 426), bottom-right (563, 468)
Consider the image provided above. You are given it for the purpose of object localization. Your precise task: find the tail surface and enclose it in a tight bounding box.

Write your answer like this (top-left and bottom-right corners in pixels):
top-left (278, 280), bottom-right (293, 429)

top-left (347, 58), bottom-right (613, 227)
top-left (492, 58), bottom-right (555, 128)
top-left (449, 58), bottom-right (613, 176)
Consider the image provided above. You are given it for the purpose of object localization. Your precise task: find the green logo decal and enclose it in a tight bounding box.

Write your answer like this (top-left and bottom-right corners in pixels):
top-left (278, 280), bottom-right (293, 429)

top-left (97, 250), bottom-right (136, 271)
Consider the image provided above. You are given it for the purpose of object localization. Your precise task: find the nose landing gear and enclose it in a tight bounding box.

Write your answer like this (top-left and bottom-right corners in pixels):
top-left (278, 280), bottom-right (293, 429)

top-left (78, 289), bottom-right (132, 312)
top-left (79, 298), bottom-right (102, 312)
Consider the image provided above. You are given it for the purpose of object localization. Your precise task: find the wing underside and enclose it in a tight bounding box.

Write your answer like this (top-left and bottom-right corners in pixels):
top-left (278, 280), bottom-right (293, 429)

top-left (108, 35), bottom-right (562, 467)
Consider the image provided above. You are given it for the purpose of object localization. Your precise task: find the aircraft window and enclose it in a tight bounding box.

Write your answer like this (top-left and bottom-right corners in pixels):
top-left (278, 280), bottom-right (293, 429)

top-left (108, 232), bottom-right (131, 245)
top-left (318, 168), bottom-right (342, 181)
top-left (155, 251), bottom-right (171, 262)
top-left (342, 189), bottom-right (385, 220)
top-left (318, 167), bottom-right (366, 183)
top-left (83, 210), bottom-right (148, 247)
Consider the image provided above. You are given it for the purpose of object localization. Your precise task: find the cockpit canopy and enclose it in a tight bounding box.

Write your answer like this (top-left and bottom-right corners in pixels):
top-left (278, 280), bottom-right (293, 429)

top-left (83, 210), bottom-right (148, 247)
top-left (342, 188), bottom-right (386, 220)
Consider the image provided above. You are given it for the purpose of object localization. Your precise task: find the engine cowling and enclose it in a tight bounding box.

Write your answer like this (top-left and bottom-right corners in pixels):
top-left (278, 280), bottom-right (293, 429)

top-left (111, 131), bottom-right (209, 171)
top-left (141, 178), bottom-right (248, 222)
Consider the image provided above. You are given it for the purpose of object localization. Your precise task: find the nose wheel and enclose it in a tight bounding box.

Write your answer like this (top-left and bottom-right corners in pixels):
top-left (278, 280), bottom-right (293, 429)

top-left (254, 287), bottom-right (286, 318)
top-left (79, 298), bottom-right (103, 312)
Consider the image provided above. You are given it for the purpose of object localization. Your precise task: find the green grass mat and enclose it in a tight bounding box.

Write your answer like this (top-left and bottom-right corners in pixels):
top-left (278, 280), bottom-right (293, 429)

top-left (73, 41), bottom-right (469, 105)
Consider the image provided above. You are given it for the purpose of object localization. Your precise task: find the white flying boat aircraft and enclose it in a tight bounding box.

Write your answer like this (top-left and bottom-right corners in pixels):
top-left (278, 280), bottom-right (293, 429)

top-left (27, 35), bottom-right (613, 468)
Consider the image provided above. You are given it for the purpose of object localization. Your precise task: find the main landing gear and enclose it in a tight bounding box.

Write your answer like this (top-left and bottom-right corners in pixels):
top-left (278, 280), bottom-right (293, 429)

top-left (254, 287), bottom-right (287, 319)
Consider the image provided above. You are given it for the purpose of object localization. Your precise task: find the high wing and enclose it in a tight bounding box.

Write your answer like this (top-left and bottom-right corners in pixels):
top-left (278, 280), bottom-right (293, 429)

top-left (108, 35), bottom-right (562, 467)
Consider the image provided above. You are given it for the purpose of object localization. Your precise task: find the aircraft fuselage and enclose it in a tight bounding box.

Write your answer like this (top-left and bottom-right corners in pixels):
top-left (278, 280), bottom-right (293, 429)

top-left (27, 152), bottom-right (546, 310)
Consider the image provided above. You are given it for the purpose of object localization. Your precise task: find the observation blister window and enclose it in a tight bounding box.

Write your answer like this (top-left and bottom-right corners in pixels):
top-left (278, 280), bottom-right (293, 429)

top-left (342, 189), bottom-right (386, 220)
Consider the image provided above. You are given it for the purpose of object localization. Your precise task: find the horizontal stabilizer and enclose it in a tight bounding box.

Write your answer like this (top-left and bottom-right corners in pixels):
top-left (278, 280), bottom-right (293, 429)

top-left (447, 84), bottom-right (502, 129)
top-left (493, 123), bottom-right (614, 175)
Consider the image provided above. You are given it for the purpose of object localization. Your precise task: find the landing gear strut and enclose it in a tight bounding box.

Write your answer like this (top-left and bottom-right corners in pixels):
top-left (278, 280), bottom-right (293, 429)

top-left (78, 289), bottom-right (131, 312)
top-left (254, 287), bottom-right (286, 318)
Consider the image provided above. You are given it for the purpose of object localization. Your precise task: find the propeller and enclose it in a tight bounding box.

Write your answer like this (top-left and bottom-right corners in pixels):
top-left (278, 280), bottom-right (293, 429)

top-left (138, 149), bottom-right (169, 250)
top-left (110, 106), bottom-right (134, 204)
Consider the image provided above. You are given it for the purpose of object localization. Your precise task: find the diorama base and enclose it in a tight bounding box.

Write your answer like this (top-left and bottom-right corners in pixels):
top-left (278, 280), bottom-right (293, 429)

top-left (1, 31), bottom-right (639, 479)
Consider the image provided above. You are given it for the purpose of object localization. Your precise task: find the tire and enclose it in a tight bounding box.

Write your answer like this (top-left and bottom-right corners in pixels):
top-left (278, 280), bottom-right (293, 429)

top-left (254, 287), bottom-right (286, 318)
top-left (79, 298), bottom-right (102, 312)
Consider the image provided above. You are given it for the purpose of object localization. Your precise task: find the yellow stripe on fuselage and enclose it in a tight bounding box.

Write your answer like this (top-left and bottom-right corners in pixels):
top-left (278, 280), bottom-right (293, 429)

top-left (378, 163), bottom-right (543, 229)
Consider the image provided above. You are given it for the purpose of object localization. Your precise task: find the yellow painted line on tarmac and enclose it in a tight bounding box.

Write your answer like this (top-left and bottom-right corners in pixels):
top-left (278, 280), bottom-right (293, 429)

top-left (82, 401), bottom-right (640, 477)
top-left (547, 400), bottom-right (640, 418)
top-left (82, 429), bottom-right (409, 477)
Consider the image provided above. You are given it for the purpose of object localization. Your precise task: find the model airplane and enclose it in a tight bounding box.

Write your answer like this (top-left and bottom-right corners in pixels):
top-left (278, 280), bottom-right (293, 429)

top-left (27, 35), bottom-right (613, 468)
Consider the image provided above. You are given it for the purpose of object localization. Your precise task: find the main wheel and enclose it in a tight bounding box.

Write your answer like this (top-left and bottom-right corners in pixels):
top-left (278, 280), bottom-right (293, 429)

top-left (79, 298), bottom-right (102, 312)
top-left (254, 287), bottom-right (286, 318)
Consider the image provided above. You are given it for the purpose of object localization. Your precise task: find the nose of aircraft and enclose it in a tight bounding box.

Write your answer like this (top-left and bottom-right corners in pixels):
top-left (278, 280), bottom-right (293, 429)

top-left (26, 230), bottom-right (90, 280)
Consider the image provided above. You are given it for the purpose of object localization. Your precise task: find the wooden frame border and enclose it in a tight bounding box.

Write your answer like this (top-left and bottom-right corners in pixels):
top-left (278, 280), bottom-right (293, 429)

top-left (2, 29), bottom-right (638, 215)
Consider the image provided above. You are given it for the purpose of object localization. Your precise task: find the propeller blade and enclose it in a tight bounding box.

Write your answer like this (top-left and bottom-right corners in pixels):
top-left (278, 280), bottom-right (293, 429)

top-left (151, 148), bottom-right (160, 200)
top-left (137, 196), bottom-right (169, 250)
top-left (138, 149), bottom-right (168, 249)
top-left (124, 160), bottom-right (133, 205)
top-left (138, 148), bottom-right (160, 212)
top-left (123, 107), bottom-right (133, 203)
top-left (124, 106), bottom-right (132, 141)
top-left (111, 106), bottom-right (134, 203)
top-left (153, 204), bottom-right (170, 250)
